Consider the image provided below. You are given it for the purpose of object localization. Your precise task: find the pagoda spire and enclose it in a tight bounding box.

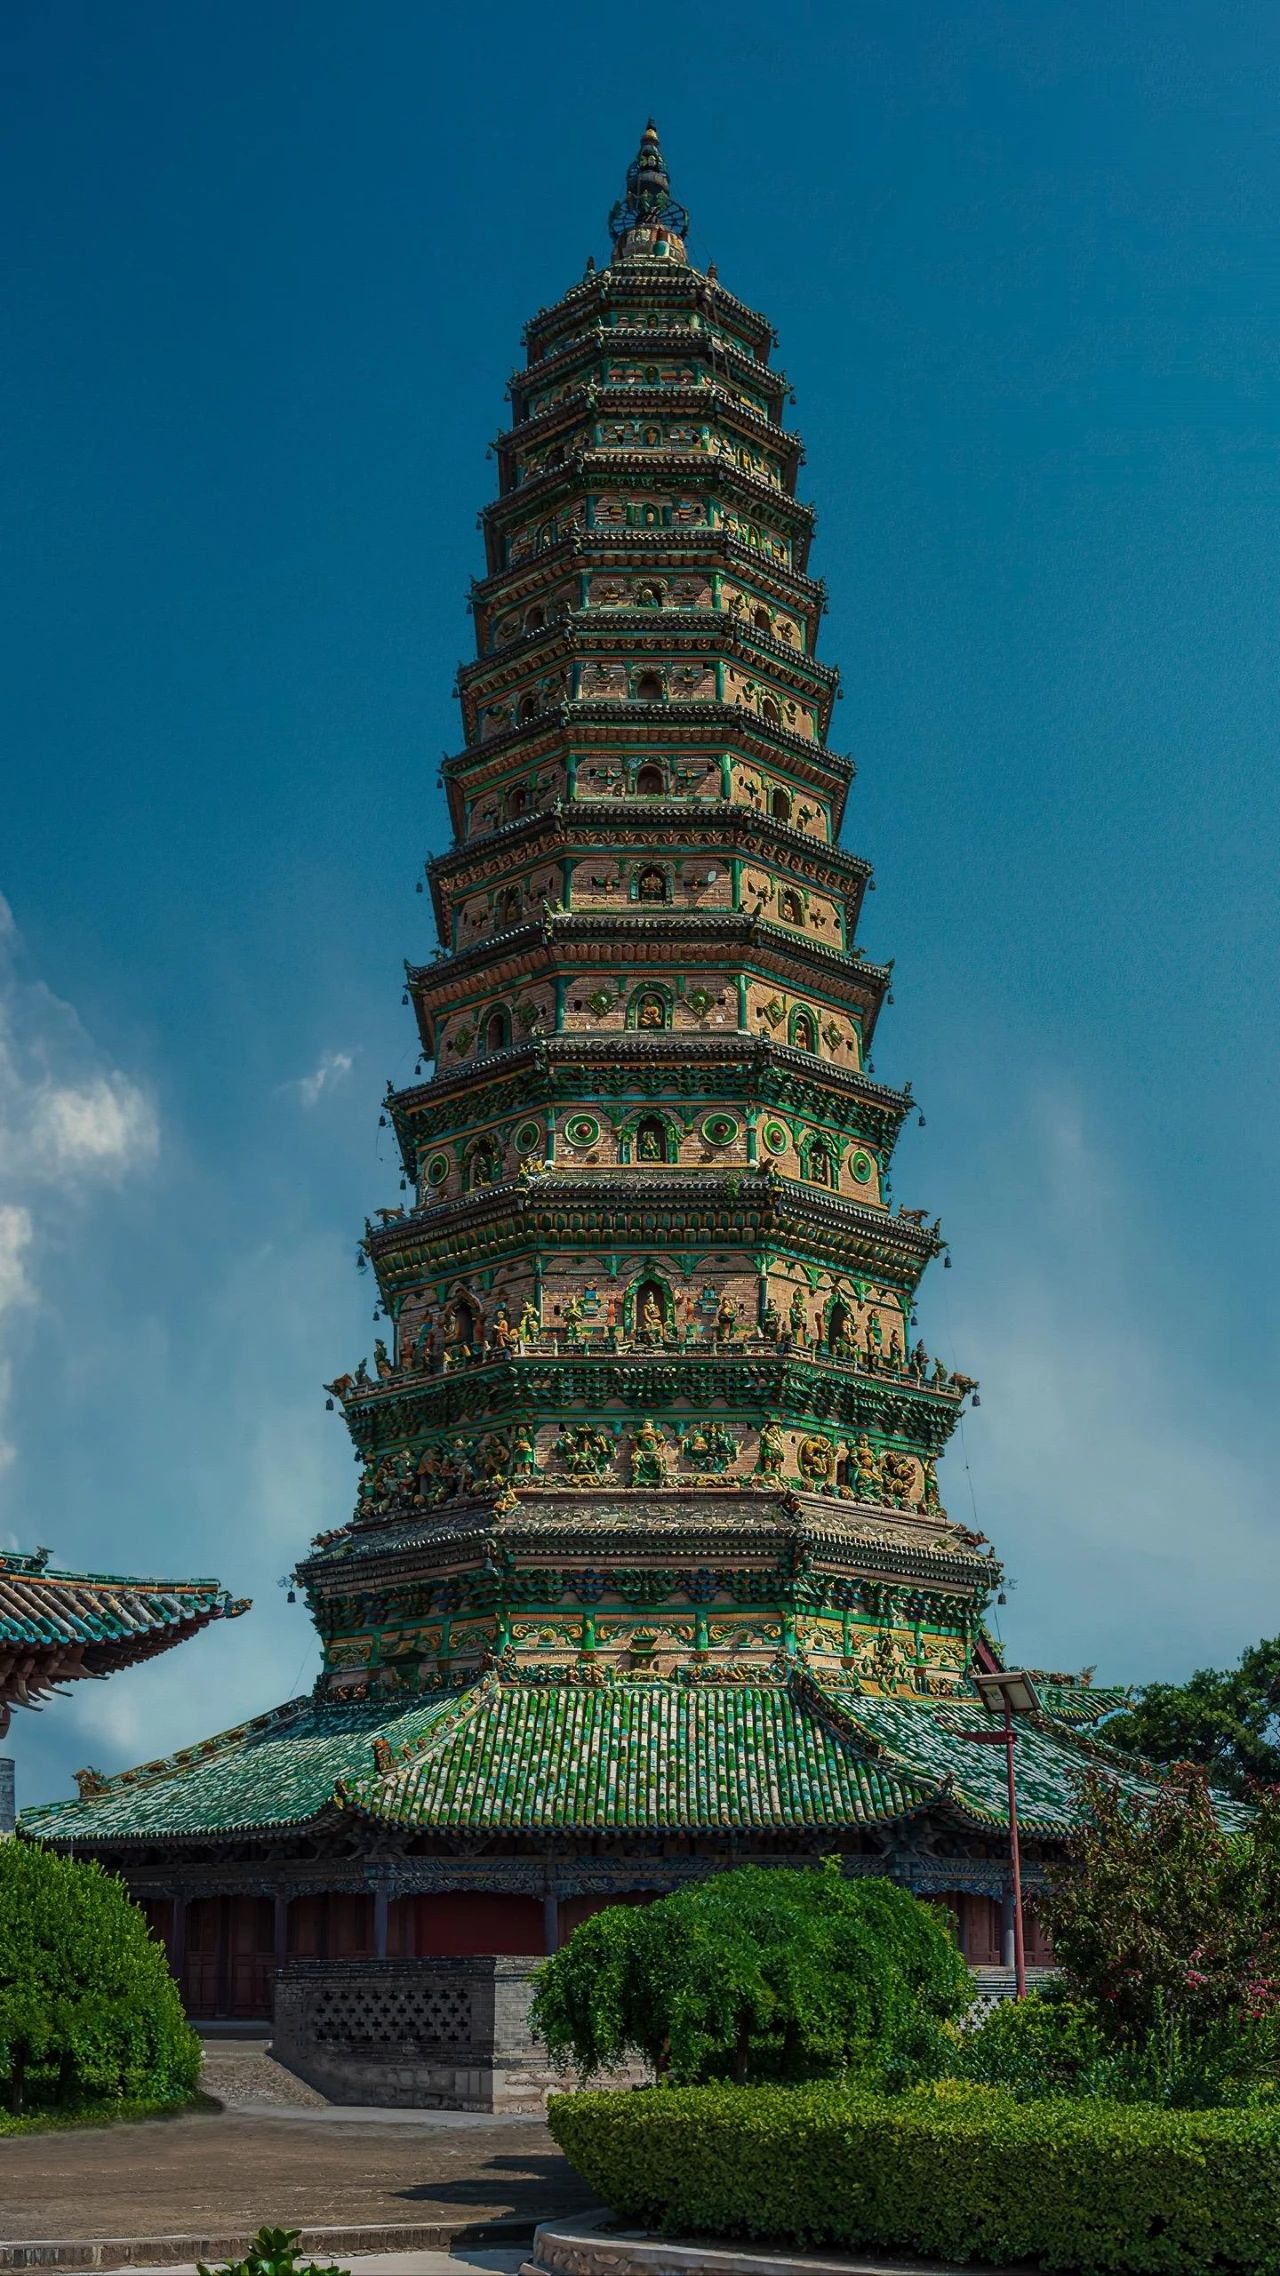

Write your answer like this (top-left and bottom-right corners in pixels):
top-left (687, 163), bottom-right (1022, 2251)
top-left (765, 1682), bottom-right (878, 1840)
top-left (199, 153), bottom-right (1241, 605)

top-left (608, 120), bottom-right (690, 265)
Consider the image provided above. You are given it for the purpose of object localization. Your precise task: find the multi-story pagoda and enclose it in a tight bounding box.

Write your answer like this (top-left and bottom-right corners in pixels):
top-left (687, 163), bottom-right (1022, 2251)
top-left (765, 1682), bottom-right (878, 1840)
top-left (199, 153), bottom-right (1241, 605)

top-left (25, 129), bottom-right (1136, 2019)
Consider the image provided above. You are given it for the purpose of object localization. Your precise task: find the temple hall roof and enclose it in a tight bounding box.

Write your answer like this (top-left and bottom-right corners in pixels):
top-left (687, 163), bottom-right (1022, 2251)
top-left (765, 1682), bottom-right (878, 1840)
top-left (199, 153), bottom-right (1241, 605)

top-left (0, 1547), bottom-right (246, 1736)
top-left (22, 1664), bottom-right (1211, 1850)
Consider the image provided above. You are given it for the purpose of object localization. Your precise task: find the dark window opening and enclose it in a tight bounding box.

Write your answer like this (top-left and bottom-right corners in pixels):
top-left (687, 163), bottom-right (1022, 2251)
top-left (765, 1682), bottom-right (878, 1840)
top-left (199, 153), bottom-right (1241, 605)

top-left (636, 763), bottom-right (664, 795)
top-left (636, 670), bottom-right (664, 702)
top-left (771, 787), bottom-right (792, 823)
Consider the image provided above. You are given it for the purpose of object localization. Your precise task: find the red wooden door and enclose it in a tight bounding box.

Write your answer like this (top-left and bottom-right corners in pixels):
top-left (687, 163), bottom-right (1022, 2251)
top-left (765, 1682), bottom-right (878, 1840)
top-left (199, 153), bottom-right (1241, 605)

top-left (227, 1895), bottom-right (274, 2018)
top-left (962, 1894), bottom-right (1004, 1966)
top-left (183, 1897), bottom-right (223, 2015)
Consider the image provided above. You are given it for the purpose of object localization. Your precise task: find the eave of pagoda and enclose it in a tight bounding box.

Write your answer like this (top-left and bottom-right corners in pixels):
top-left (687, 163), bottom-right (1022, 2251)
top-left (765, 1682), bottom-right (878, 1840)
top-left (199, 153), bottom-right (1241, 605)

top-left (326, 1348), bottom-right (971, 1478)
top-left (521, 265), bottom-right (777, 361)
top-left (511, 326), bottom-right (788, 415)
top-left (457, 611), bottom-right (840, 712)
top-left (426, 803), bottom-right (870, 920)
top-left (493, 380), bottom-right (804, 480)
top-left (470, 534), bottom-right (827, 626)
top-left (441, 707), bottom-right (855, 827)
top-left (407, 919), bottom-right (891, 1034)
top-left (387, 1035), bottom-right (909, 1158)
top-left (480, 453), bottom-right (816, 562)
top-left (301, 1488), bottom-right (992, 1598)
top-left (362, 1167), bottom-right (940, 1282)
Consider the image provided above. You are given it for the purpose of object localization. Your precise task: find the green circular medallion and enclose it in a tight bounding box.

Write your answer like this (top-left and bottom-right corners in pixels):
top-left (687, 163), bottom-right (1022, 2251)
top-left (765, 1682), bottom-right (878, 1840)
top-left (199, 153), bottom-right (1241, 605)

top-left (851, 1150), bottom-right (874, 1183)
top-left (701, 1113), bottom-right (739, 1147)
top-left (425, 1153), bottom-right (449, 1187)
top-left (763, 1122), bottom-right (789, 1154)
top-left (564, 1114), bottom-right (600, 1149)
top-left (514, 1119), bottom-right (542, 1155)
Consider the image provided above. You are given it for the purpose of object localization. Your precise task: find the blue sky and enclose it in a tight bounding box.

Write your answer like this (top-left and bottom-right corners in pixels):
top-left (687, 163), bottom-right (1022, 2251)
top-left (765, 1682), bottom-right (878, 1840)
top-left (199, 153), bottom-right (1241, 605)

top-left (3, 2), bottom-right (1277, 1809)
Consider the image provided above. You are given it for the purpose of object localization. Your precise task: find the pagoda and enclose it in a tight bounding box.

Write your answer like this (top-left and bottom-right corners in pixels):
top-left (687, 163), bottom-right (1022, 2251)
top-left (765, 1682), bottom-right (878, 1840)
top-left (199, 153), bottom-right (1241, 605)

top-left (24, 129), bottom-right (1138, 2018)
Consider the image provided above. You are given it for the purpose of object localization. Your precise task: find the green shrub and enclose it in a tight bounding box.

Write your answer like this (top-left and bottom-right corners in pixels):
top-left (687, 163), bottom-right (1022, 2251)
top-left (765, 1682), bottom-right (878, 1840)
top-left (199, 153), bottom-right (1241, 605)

top-left (198, 2229), bottom-right (348, 2276)
top-left (958, 1983), bottom-right (1279, 2108)
top-left (0, 1841), bottom-right (201, 2116)
top-left (531, 1862), bottom-right (971, 2087)
top-left (548, 2079), bottom-right (1280, 2273)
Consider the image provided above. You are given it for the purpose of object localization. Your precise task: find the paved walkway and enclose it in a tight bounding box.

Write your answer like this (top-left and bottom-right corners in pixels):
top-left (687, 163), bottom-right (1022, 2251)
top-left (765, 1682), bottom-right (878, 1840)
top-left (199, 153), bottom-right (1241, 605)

top-left (0, 2105), bottom-right (596, 2247)
top-left (90, 2256), bottom-right (529, 2276)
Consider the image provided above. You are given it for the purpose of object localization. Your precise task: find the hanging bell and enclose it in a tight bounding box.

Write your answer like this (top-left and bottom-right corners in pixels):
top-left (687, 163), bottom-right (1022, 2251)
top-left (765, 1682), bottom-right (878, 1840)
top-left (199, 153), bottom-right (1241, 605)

top-left (287, 1589), bottom-right (297, 1605)
top-left (401, 991), bottom-right (409, 1007)
top-left (379, 1113), bottom-right (387, 1128)
top-left (416, 881), bottom-right (424, 894)
top-left (325, 1397), bottom-right (334, 1412)
top-left (997, 1591), bottom-right (1007, 1606)
top-left (971, 1392), bottom-right (981, 1407)
top-left (918, 1114), bottom-right (926, 1129)
top-left (943, 1254), bottom-right (952, 1269)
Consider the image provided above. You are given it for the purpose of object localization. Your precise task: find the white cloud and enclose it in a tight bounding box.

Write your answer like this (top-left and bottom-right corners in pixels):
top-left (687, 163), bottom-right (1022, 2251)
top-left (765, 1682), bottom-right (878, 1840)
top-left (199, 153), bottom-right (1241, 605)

top-left (0, 900), bottom-right (159, 1481)
top-left (293, 1049), bottom-right (354, 1108)
top-left (941, 1081), bottom-right (1276, 1685)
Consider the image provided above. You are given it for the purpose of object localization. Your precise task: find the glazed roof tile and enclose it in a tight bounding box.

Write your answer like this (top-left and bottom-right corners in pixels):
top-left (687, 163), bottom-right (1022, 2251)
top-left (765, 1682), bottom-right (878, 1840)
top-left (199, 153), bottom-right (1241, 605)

top-left (0, 1560), bottom-right (226, 1650)
top-left (21, 1692), bottom-right (461, 1844)
top-left (816, 1690), bottom-right (1227, 1835)
top-left (23, 1669), bottom-right (1215, 1852)
top-left (337, 1676), bottom-right (933, 1833)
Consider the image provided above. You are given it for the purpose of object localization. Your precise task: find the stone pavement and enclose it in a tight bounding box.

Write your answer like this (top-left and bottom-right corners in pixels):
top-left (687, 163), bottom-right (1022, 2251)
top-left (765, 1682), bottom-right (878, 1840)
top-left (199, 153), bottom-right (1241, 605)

top-left (0, 2106), bottom-right (597, 2251)
top-left (90, 2255), bottom-right (528, 2276)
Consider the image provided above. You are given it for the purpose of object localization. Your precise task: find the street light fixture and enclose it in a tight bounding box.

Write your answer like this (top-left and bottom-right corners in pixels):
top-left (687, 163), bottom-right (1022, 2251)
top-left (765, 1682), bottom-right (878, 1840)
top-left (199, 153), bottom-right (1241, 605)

top-left (959, 1668), bottom-right (1042, 1999)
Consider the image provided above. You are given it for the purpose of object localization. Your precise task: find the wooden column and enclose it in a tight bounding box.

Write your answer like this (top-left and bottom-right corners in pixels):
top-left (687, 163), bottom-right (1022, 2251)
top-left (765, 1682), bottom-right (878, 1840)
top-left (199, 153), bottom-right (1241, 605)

top-left (543, 1893), bottom-right (560, 1955)
top-left (170, 1894), bottom-right (187, 1985)
top-left (373, 1888), bottom-right (389, 1960)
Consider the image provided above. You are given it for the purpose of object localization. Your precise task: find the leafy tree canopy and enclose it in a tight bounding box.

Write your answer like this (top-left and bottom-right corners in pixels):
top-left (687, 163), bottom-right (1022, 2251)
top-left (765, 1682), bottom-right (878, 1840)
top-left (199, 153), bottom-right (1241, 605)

top-left (531, 1860), bottom-right (971, 2087)
top-left (1041, 1765), bottom-right (1280, 2045)
top-left (1105, 1636), bottom-right (1280, 1797)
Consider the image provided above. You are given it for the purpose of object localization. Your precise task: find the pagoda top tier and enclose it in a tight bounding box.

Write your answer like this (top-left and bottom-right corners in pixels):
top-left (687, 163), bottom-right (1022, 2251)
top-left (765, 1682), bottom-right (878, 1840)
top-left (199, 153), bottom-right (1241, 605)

top-left (609, 122), bottom-right (690, 265)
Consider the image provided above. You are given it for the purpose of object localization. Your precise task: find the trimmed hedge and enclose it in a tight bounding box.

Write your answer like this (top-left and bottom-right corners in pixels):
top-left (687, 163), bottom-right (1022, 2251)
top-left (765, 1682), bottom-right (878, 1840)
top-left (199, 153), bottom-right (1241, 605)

top-left (547, 2080), bottom-right (1280, 2274)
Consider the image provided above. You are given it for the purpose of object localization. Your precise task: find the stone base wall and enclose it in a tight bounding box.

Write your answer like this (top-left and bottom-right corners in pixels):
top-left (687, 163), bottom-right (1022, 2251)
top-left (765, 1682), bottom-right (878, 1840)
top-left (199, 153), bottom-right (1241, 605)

top-left (271, 1955), bottom-right (1055, 2110)
top-left (272, 1955), bottom-right (566, 2110)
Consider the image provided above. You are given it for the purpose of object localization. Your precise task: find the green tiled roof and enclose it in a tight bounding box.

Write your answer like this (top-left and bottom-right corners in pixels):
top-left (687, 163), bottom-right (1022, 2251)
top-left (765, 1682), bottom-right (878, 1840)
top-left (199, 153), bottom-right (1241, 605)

top-left (0, 1554), bottom-right (228, 1653)
top-left (1031, 1681), bottom-right (1130, 1728)
top-left (819, 1690), bottom-right (1193, 1836)
top-left (23, 1665), bottom-right (1216, 1852)
top-left (21, 1693), bottom-right (461, 1845)
top-left (338, 1676), bottom-right (935, 1832)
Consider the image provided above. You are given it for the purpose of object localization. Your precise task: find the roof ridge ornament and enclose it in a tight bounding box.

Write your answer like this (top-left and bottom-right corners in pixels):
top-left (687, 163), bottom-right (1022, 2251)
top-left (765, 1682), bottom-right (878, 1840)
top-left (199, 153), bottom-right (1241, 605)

top-left (608, 121), bottom-right (690, 266)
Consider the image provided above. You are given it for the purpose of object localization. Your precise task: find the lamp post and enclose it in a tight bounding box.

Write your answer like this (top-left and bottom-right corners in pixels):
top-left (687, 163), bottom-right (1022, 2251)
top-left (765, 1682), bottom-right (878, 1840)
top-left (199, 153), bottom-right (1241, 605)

top-left (958, 1668), bottom-right (1041, 1999)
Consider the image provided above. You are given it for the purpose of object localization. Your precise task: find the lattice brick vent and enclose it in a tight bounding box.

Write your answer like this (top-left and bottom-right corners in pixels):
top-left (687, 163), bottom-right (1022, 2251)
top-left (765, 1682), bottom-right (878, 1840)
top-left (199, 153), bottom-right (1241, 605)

top-left (308, 1979), bottom-right (473, 2048)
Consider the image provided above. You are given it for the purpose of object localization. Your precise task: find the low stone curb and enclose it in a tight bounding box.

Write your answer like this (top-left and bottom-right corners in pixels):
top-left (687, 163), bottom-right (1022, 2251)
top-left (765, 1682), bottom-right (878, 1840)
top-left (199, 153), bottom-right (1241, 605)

top-left (529, 2217), bottom-right (1017, 2276)
top-left (0, 2216), bottom-right (548, 2271)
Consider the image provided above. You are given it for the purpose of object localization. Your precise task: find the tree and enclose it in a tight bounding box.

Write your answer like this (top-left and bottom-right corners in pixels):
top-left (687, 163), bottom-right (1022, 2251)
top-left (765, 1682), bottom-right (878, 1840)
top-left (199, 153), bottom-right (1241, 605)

top-left (530, 1861), bottom-right (971, 2087)
top-left (1104, 1636), bottom-right (1280, 1797)
top-left (0, 1841), bottom-right (201, 2116)
top-left (1040, 1765), bottom-right (1280, 2043)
